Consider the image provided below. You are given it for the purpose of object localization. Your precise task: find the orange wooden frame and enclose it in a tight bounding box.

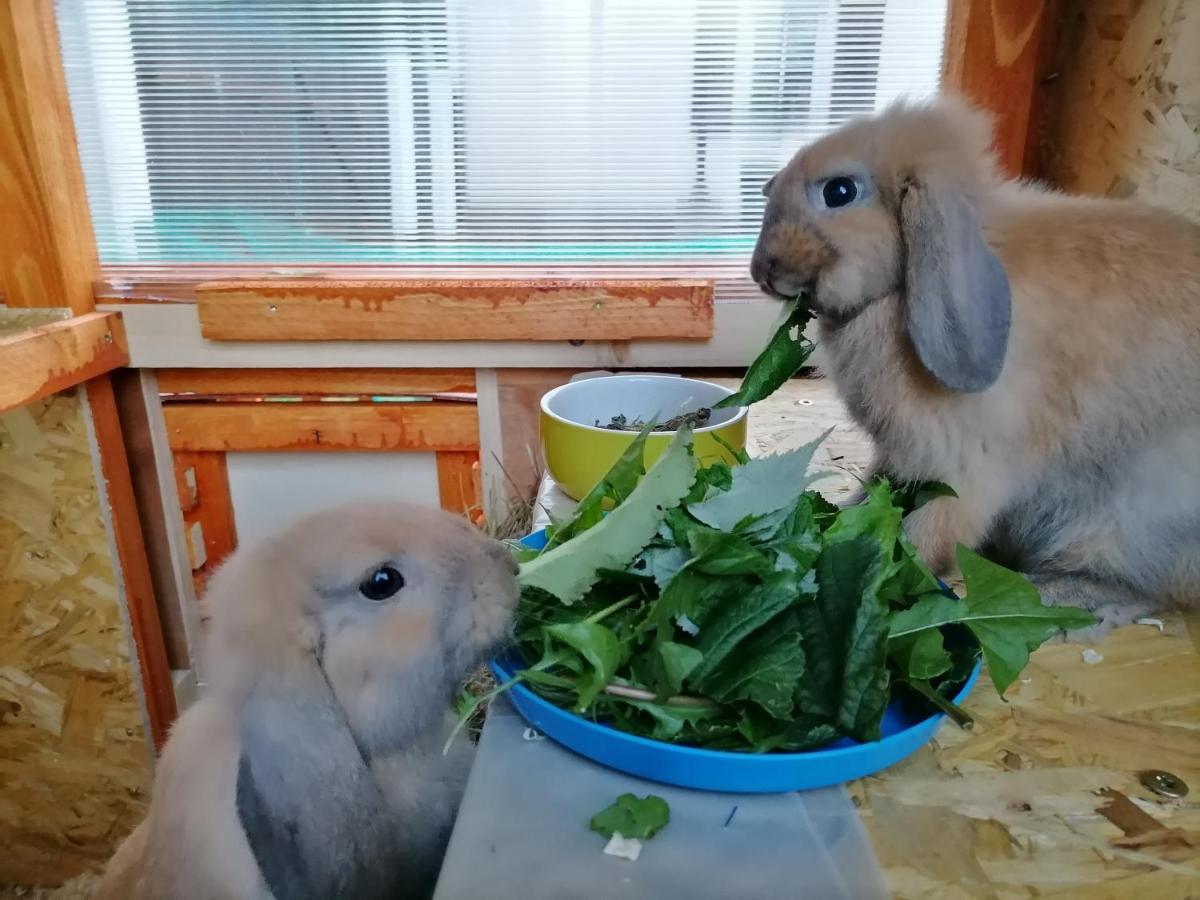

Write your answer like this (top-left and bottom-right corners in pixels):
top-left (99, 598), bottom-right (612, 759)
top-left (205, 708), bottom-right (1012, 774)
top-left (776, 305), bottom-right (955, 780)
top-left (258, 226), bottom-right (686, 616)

top-left (0, 311), bottom-right (128, 413)
top-left (159, 368), bottom-right (485, 585)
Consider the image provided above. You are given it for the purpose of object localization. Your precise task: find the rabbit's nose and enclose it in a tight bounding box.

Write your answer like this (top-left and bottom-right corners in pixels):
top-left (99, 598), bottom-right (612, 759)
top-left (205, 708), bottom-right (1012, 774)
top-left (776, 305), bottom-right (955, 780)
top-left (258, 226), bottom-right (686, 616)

top-left (753, 257), bottom-right (800, 302)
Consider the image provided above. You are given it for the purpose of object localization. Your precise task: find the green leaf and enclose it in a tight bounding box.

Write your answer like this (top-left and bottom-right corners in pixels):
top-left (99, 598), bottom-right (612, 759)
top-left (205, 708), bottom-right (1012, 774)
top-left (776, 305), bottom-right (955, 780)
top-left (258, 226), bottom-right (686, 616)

top-left (685, 459), bottom-right (734, 504)
top-left (775, 715), bottom-right (841, 752)
top-left (889, 627), bottom-right (952, 681)
top-left (545, 424), bottom-right (653, 549)
top-left (688, 430), bottom-right (831, 531)
top-left (634, 545), bottom-right (690, 588)
top-left (653, 569), bottom-right (750, 642)
top-left (879, 535), bottom-right (941, 603)
top-left (589, 794), bottom-right (671, 840)
top-left (697, 620), bottom-right (806, 719)
top-left (687, 528), bottom-right (773, 576)
top-left (715, 302), bottom-right (815, 409)
top-left (893, 480), bottom-right (958, 515)
top-left (688, 572), bottom-right (801, 684)
top-left (887, 546), bottom-right (1096, 694)
top-left (794, 535), bottom-right (891, 740)
top-left (611, 697), bottom-right (720, 740)
top-left (655, 642), bottom-right (705, 694)
top-left (824, 478), bottom-right (903, 549)
top-left (545, 621), bottom-right (622, 710)
top-left (519, 428), bottom-right (699, 604)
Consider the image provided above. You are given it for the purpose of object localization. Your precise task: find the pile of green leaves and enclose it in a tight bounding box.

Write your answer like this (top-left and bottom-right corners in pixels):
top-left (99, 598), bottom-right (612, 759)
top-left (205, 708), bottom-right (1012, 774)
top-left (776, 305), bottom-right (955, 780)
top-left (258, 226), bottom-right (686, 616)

top-left (502, 427), bottom-right (1094, 753)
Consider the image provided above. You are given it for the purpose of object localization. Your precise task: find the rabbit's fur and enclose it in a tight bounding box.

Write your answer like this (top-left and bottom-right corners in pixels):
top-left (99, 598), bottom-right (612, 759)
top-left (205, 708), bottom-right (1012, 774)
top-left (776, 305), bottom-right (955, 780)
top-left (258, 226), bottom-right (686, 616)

top-left (753, 97), bottom-right (1200, 634)
top-left (95, 502), bottom-right (519, 900)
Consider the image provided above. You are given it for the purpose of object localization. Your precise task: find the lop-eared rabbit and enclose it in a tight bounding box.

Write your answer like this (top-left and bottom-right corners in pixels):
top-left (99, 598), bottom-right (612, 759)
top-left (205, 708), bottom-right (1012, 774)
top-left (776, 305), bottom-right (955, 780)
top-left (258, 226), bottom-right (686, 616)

top-left (752, 97), bottom-right (1200, 634)
top-left (96, 502), bottom-right (518, 899)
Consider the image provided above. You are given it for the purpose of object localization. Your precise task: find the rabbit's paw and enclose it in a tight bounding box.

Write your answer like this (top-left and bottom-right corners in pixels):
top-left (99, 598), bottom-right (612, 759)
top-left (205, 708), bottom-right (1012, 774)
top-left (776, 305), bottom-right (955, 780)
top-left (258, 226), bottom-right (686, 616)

top-left (1032, 575), bottom-right (1160, 644)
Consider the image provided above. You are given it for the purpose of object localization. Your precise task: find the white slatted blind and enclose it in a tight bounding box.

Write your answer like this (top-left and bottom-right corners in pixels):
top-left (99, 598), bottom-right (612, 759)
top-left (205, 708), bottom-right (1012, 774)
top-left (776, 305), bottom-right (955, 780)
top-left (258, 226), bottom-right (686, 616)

top-left (55, 0), bottom-right (946, 273)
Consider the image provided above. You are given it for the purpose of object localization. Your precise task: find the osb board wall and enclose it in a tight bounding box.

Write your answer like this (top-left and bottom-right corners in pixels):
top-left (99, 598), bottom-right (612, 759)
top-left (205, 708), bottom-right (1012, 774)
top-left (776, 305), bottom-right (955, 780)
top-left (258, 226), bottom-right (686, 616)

top-left (0, 311), bottom-right (151, 885)
top-left (1039, 0), bottom-right (1199, 219)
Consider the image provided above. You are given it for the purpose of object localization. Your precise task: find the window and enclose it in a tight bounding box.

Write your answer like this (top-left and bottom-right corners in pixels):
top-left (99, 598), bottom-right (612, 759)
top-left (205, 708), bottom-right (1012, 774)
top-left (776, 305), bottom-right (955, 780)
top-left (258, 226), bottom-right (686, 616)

top-left (56, 0), bottom-right (945, 279)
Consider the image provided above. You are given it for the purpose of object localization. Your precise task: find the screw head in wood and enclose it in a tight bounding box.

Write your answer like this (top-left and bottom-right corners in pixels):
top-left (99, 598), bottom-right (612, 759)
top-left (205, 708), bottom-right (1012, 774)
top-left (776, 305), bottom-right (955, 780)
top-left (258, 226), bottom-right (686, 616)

top-left (1139, 770), bottom-right (1188, 799)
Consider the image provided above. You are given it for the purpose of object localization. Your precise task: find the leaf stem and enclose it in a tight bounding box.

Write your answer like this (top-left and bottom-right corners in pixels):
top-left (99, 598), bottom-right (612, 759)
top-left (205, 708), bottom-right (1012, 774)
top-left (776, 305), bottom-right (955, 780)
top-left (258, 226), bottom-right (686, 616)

top-left (584, 594), bottom-right (638, 625)
top-left (906, 679), bottom-right (974, 730)
top-left (603, 683), bottom-right (721, 710)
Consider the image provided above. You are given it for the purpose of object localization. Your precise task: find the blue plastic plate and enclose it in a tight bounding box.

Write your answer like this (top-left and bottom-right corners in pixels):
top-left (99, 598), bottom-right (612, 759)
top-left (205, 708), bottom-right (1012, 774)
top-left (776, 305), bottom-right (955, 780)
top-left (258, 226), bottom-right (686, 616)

top-left (493, 529), bottom-right (981, 794)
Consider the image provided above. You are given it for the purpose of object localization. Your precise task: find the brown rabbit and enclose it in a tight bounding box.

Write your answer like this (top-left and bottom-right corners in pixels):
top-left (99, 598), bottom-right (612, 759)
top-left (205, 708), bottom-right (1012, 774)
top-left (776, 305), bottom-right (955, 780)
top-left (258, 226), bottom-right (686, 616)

top-left (95, 502), bottom-right (519, 900)
top-left (752, 97), bottom-right (1200, 635)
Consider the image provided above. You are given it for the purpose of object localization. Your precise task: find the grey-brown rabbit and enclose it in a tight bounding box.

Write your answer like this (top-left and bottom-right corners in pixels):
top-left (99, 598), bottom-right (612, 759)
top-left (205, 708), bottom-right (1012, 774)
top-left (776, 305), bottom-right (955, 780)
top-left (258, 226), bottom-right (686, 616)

top-left (752, 97), bottom-right (1200, 636)
top-left (95, 502), bottom-right (519, 900)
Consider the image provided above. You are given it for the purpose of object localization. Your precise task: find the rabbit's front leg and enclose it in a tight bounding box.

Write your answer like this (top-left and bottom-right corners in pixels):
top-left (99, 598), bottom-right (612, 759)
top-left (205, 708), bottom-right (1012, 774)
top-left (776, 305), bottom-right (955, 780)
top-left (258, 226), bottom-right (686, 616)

top-left (902, 492), bottom-right (999, 576)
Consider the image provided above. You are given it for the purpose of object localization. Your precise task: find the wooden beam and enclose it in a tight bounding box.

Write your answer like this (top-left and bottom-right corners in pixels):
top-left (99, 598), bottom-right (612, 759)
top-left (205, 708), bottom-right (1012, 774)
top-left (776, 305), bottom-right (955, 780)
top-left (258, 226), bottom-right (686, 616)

top-left (194, 280), bottom-right (714, 342)
top-left (163, 402), bottom-right (480, 453)
top-left (0, 312), bottom-right (129, 414)
top-left (102, 299), bottom-right (803, 370)
top-left (0, 1), bottom-right (98, 313)
top-left (84, 378), bottom-right (177, 751)
top-left (942, 0), bottom-right (1050, 176)
top-left (157, 367), bottom-right (476, 398)
top-left (436, 451), bottom-right (483, 519)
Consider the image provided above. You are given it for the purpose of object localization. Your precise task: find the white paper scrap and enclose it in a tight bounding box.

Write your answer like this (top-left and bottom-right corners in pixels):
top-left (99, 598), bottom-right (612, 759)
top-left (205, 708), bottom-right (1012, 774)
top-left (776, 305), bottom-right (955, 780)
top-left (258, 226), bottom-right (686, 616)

top-left (602, 833), bottom-right (643, 862)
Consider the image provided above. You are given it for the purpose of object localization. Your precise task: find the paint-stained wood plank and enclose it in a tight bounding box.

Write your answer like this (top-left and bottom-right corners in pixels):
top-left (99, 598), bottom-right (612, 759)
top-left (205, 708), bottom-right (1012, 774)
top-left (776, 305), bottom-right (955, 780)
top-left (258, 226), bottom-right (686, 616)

top-left (0, 1), bottom-right (98, 313)
top-left (943, 0), bottom-right (1050, 176)
top-left (163, 402), bottom-right (480, 453)
top-left (157, 367), bottom-right (476, 398)
top-left (194, 280), bottom-right (714, 342)
top-left (0, 312), bottom-right (129, 414)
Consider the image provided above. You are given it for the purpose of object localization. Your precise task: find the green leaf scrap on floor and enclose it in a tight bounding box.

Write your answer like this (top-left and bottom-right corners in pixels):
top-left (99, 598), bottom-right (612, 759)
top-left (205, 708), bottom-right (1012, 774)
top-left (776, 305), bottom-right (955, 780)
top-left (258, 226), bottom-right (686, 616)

top-left (589, 794), bottom-right (671, 841)
top-left (499, 425), bottom-right (1094, 754)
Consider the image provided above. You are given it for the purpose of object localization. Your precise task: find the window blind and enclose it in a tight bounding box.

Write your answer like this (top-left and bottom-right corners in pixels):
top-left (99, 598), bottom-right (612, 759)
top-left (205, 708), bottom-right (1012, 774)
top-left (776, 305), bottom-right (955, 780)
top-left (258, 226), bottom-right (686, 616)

top-left (55, 0), bottom-right (946, 276)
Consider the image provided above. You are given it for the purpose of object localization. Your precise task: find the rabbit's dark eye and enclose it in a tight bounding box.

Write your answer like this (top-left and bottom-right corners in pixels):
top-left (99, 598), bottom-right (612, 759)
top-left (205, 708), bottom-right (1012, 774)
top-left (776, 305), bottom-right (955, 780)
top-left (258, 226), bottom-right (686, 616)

top-left (822, 176), bottom-right (858, 208)
top-left (360, 566), bottom-right (404, 601)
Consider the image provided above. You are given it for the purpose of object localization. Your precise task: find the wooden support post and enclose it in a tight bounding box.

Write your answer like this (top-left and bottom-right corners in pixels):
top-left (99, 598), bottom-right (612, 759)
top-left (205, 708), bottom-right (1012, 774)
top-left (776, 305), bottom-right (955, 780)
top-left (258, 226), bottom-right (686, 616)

top-left (0, 0), bottom-right (98, 314)
top-left (437, 451), bottom-right (483, 519)
top-left (943, 0), bottom-right (1051, 176)
top-left (83, 377), bottom-right (177, 750)
top-left (111, 370), bottom-right (203, 675)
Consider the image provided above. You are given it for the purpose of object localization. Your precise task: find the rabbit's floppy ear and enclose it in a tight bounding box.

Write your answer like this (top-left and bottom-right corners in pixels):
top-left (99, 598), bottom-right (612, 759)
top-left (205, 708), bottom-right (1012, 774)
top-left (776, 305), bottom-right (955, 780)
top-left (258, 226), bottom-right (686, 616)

top-left (235, 653), bottom-right (402, 900)
top-left (900, 173), bottom-right (1011, 392)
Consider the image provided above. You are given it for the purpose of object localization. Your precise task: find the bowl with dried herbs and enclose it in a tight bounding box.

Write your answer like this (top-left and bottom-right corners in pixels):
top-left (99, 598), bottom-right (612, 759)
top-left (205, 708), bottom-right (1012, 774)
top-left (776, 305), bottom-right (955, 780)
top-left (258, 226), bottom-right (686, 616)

top-left (540, 374), bottom-right (747, 501)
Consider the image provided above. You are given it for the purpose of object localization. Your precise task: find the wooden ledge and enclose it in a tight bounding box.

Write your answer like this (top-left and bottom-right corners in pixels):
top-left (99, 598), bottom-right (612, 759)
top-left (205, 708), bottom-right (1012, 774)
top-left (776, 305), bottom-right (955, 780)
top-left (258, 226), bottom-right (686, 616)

top-left (195, 279), bottom-right (714, 342)
top-left (162, 401), bottom-right (479, 452)
top-left (0, 312), bottom-right (129, 413)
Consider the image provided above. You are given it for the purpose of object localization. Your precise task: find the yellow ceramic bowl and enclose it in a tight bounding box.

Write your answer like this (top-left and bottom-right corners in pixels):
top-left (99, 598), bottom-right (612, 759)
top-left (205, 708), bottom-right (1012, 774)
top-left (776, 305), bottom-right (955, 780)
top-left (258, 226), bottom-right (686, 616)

top-left (541, 374), bottom-right (748, 501)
